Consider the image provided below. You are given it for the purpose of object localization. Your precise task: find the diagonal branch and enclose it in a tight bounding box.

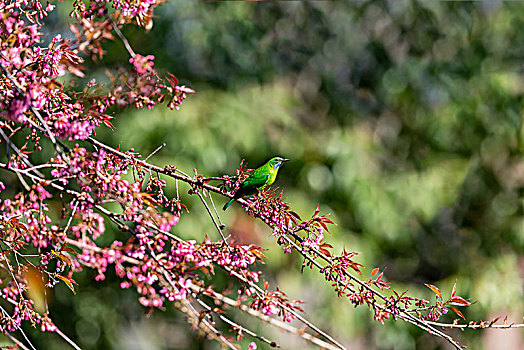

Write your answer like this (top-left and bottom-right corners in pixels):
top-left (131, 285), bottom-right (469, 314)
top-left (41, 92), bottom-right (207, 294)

top-left (84, 137), bottom-right (461, 348)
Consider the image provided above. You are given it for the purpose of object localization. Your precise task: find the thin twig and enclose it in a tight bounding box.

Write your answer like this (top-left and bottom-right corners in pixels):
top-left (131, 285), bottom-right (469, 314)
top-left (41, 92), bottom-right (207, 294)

top-left (145, 248), bottom-right (237, 349)
top-left (191, 284), bottom-right (344, 350)
top-left (0, 305), bottom-right (36, 350)
top-left (54, 327), bottom-right (82, 350)
top-left (105, 13), bottom-right (136, 58)
top-left (0, 128), bottom-right (44, 177)
top-left (63, 200), bottom-right (79, 235)
top-left (5, 332), bottom-right (31, 350)
top-left (193, 297), bottom-right (280, 348)
top-left (183, 299), bottom-right (237, 349)
top-left (207, 191), bottom-right (225, 230)
top-left (222, 264), bottom-right (347, 350)
top-left (0, 284), bottom-right (76, 349)
top-left (21, 163), bottom-right (67, 173)
top-left (427, 320), bottom-right (524, 330)
top-left (197, 192), bottom-right (229, 245)
top-left (144, 143), bottom-right (166, 161)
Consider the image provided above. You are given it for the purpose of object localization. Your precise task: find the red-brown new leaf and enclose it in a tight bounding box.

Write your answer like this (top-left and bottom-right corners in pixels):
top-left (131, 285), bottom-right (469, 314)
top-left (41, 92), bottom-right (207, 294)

top-left (58, 275), bottom-right (78, 295)
top-left (449, 306), bottom-right (465, 320)
top-left (321, 217), bottom-right (335, 226)
top-left (371, 267), bottom-right (380, 278)
top-left (319, 248), bottom-right (332, 257)
top-left (103, 119), bottom-right (116, 130)
top-left (448, 296), bottom-right (471, 306)
top-left (425, 283), bottom-right (442, 299)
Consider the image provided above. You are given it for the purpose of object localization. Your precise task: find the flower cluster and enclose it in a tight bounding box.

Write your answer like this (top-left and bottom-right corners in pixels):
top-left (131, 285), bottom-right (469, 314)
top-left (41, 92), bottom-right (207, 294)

top-left (0, 185), bottom-right (53, 248)
top-left (249, 282), bottom-right (304, 322)
top-left (0, 11), bottom-right (95, 140)
top-left (130, 54), bottom-right (155, 74)
top-left (71, 0), bottom-right (164, 23)
top-left (111, 238), bottom-right (271, 311)
top-left (1, 2), bottom-right (193, 146)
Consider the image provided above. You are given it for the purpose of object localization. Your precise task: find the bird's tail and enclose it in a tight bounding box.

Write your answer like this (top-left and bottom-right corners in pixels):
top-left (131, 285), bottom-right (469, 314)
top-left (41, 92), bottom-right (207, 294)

top-left (222, 198), bottom-right (235, 211)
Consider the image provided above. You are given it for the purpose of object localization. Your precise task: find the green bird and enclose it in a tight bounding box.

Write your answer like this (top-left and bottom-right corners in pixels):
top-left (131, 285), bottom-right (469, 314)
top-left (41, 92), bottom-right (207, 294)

top-left (223, 157), bottom-right (289, 211)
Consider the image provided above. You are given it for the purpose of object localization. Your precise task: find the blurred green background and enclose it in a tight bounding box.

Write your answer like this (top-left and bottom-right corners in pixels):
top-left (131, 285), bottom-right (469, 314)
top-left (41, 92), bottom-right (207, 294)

top-left (21, 0), bottom-right (524, 349)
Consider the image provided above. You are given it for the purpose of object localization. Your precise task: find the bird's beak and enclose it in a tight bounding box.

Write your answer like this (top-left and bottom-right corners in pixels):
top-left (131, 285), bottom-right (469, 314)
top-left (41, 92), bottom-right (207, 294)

top-left (282, 158), bottom-right (290, 162)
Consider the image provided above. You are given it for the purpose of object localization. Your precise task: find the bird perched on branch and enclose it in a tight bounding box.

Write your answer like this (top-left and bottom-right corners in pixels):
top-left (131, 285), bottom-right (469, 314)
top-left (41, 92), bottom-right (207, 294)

top-left (223, 157), bottom-right (289, 211)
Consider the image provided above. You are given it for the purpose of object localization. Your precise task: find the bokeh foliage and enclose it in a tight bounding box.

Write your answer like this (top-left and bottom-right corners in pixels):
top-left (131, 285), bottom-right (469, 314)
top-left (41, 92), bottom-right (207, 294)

top-left (27, 1), bottom-right (524, 349)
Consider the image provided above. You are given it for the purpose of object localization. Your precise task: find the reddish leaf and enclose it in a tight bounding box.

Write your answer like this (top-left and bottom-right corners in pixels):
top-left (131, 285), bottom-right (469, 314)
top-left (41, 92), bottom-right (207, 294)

top-left (57, 253), bottom-right (72, 266)
top-left (60, 246), bottom-right (77, 254)
top-left (103, 119), bottom-right (116, 130)
top-left (371, 267), bottom-right (380, 278)
top-left (58, 275), bottom-right (77, 295)
top-left (377, 271), bottom-right (385, 280)
top-left (250, 249), bottom-right (266, 260)
top-left (319, 248), bottom-right (331, 256)
top-left (51, 250), bottom-right (72, 267)
top-left (490, 316), bottom-right (501, 324)
top-left (425, 284), bottom-right (442, 299)
top-left (8, 218), bottom-right (28, 234)
top-left (139, 192), bottom-right (157, 207)
top-left (288, 210), bottom-right (302, 221)
top-left (452, 280), bottom-right (457, 297)
top-left (449, 296), bottom-right (471, 306)
top-left (68, 65), bottom-right (85, 78)
top-left (321, 217), bottom-right (335, 225)
top-left (449, 307), bottom-right (465, 319)
top-left (167, 72), bottom-right (178, 87)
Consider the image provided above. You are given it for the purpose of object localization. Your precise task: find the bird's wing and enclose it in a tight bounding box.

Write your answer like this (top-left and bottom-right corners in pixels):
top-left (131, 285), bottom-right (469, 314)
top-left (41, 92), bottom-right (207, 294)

top-left (235, 173), bottom-right (269, 198)
top-left (245, 172), bottom-right (270, 187)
